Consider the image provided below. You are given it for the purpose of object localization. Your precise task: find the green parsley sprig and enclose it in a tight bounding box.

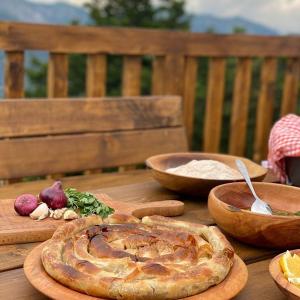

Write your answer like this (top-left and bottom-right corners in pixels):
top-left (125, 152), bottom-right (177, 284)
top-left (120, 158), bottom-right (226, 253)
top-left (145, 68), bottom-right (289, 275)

top-left (64, 188), bottom-right (114, 218)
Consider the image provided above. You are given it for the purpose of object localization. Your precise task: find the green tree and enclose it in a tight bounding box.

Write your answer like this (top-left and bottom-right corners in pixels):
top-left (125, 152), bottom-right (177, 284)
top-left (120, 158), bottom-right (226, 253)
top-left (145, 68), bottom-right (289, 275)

top-left (26, 0), bottom-right (190, 97)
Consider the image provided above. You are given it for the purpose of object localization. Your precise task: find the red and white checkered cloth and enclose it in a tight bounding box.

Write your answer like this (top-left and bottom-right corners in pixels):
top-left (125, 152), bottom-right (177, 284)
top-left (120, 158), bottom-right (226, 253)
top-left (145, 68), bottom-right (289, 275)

top-left (268, 114), bottom-right (300, 183)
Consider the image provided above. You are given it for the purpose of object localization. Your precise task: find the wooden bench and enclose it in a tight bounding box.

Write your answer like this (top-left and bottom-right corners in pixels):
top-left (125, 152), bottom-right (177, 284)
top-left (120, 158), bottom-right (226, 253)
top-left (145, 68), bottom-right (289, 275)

top-left (1, 21), bottom-right (300, 164)
top-left (0, 96), bottom-right (187, 188)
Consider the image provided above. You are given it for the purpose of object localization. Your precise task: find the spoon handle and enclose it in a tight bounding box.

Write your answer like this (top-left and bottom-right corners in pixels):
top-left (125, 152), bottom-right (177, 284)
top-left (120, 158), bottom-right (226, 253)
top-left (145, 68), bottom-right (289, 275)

top-left (235, 159), bottom-right (260, 201)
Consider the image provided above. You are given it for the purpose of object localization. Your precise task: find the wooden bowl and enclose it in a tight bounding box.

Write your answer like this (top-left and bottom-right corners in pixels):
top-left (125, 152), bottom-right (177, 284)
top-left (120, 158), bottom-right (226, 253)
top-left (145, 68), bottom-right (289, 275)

top-left (269, 250), bottom-right (300, 299)
top-left (146, 152), bottom-right (266, 196)
top-left (208, 182), bottom-right (300, 248)
top-left (24, 242), bottom-right (248, 300)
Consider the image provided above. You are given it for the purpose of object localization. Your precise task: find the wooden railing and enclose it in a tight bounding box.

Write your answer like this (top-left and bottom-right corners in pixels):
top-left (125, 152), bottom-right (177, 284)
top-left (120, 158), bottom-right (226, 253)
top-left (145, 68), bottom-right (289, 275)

top-left (1, 21), bottom-right (300, 163)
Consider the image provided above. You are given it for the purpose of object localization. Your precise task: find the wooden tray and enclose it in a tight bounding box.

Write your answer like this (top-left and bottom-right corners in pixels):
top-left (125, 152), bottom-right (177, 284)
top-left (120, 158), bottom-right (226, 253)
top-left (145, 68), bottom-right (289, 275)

top-left (24, 242), bottom-right (248, 300)
top-left (269, 250), bottom-right (300, 300)
top-left (0, 194), bottom-right (184, 245)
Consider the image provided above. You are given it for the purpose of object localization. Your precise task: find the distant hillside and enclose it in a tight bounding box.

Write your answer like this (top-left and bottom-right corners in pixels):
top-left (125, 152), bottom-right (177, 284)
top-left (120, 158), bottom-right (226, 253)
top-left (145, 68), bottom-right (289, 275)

top-left (0, 0), bottom-right (89, 24)
top-left (191, 14), bottom-right (278, 35)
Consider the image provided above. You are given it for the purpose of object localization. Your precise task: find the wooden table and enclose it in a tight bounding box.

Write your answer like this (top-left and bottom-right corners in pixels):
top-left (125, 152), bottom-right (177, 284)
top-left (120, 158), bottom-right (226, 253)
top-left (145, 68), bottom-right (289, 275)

top-left (0, 170), bottom-right (286, 300)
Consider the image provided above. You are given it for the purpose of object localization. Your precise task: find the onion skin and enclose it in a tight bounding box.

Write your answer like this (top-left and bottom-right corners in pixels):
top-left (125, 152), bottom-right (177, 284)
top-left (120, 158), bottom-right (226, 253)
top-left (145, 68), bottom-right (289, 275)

top-left (39, 181), bottom-right (67, 209)
top-left (14, 194), bottom-right (38, 216)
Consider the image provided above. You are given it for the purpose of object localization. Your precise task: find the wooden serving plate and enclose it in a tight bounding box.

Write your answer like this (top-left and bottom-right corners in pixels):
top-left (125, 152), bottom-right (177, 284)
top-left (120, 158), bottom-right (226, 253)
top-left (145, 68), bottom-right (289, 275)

top-left (208, 182), bottom-right (300, 248)
top-left (24, 242), bottom-right (248, 300)
top-left (0, 194), bottom-right (184, 245)
top-left (269, 250), bottom-right (300, 300)
top-left (146, 152), bottom-right (266, 196)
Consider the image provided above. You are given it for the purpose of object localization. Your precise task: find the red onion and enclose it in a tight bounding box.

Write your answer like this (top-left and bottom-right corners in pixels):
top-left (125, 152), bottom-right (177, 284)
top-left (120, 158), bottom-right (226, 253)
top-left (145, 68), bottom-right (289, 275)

top-left (39, 181), bottom-right (67, 209)
top-left (14, 194), bottom-right (38, 216)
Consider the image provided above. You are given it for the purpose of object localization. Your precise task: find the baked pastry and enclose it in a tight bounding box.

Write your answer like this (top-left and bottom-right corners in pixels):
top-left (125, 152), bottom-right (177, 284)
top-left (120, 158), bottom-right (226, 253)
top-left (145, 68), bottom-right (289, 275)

top-left (42, 214), bottom-right (234, 299)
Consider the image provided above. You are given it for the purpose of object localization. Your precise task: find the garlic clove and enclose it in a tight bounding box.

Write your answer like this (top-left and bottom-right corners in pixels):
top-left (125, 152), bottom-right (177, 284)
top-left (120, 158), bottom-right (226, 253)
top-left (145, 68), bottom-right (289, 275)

top-left (63, 209), bottom-right (79, 220)
top-left (30, 203), bottom-right (49, 220)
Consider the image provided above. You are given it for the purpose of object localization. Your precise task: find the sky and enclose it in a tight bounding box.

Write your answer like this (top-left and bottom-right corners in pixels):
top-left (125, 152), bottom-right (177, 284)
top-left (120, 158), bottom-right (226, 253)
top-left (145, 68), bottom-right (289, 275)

top-left (29, 0), bottom-right (300, 34)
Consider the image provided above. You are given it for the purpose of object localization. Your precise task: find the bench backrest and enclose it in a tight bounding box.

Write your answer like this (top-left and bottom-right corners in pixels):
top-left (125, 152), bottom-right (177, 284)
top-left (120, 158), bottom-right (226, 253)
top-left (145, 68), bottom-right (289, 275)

top-left (1, 22), bottom-right (300, 163)
top-left (0, 96), bottom-right (187, 179)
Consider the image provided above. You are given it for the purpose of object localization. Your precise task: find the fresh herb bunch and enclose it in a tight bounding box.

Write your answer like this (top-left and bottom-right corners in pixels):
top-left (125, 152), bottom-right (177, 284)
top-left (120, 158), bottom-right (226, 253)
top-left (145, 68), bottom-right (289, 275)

top-left (65, 188), bottom-right (114, 218)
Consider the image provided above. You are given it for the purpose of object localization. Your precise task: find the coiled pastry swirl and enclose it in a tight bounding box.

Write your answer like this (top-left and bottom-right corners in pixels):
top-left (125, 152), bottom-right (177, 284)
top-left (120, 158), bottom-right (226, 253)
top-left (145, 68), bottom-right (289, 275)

top-left (42, 214), bottom-right (234, 299)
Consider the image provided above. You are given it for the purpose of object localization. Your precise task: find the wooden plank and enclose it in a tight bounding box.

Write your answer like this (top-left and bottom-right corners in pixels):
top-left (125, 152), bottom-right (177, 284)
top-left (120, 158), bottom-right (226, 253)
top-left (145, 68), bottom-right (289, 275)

top-left (235, 259), bottom-right (285, 300)
top-left (163, 54), bottom-right (185, 95)
top-left (151, 56), bottom-right (165, 94)
top-left (183, 56), bottom-right (198, 147)
top-left (1, 22), bottom-right (300, 57)
top-left (229, 58), bottom-right (252, 156)
top-left (281, 58), bottom-right (300, 116)
top-left (122, 56), bottom-right (141, 96)
top-left (47, 53), bottom-right (68, 97)
top-left (0, 169), bottom-right (152, 199)
top-left (203, 58), bottom-right (226, 152)
top-left (86, 54), bottom-right (107, 97)
top-left (253, 58), bottom-right (277, 162)
top-left (0, 127), bottom-right (187, 179)
top-left (0, 96), bottom-right (182, 138)
top-left (4, 51), bottom-right (24, 98)
top-left (0, 242), bottom-right (40, 272)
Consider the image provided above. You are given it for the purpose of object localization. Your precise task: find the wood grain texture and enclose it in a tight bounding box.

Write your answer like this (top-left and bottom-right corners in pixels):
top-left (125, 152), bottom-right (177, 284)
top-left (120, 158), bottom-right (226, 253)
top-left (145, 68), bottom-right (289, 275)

top-left (183, 56), bottom-right (198, 147)
top-left (86, 54), bottom-right (107, 97)
top-left (281, 58), bottom-right (300, 116)
top-left (1, 22), bottom-right (300, 56)
top-left (4, 51), bottom-right (24, 98)
top-left (0, 96), bottom-right (182, 138)
top-left (0, 242), bottom-right (40, 272)
top-left (235, 259), bottom-right (285, 300)
top-left (253, 58), bottom-right (277, 162)
top-left (203, 58), bottom-right (226, 152)
top-left (151, 56), bottom-right (165, 94)
top-left (47, 53), bottom-right (68, 97)
top-left (0, 127), bottom-right (187, 179)
top-left (122, 56), bottom-right (141, 96)
top-left (229, 58), bottom-right (252, 156)
top-left (163, 54), bottom-right (185, 95)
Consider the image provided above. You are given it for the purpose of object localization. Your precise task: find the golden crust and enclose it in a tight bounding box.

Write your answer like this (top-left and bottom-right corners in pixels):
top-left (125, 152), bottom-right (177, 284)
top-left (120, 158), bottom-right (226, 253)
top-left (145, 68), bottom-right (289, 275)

top-left (42, 214), bottom-right (234, 300)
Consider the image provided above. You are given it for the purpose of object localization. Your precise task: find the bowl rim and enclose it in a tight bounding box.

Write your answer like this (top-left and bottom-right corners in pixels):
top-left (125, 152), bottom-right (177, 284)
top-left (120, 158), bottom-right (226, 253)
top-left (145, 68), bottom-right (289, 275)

top-left (209, 181), bottom-right (300, 219)
top-left (146, 152), bottom-right (267, 182)
top-left (269, 249), bottom-right (300, 298)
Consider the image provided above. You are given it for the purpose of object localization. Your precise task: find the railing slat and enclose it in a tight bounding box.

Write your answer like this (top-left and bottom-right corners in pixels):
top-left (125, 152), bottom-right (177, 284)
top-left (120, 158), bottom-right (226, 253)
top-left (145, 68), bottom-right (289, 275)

top-left (281, 58), bottom-right (300, 116)
top-left (254, 58), bottom-right (277, 162)
top-left (47, 53), bottom-right (69, 97)
top-left (4, 51), bottom-right (24, 98)
top-left (163, 54), bottom-right (185, 95)
top-left (122, 56), bottom-right (141, 96)
top-left (183, 57), bottom-right (198, 147)
top-left (86, 54), bottom-right (107, 97)
top-left (204, 58), bottom-right (226, 152)
top-left (229, 58), bottom-right (252, 156)
top-left (151, 56), bottom-right (165, 94)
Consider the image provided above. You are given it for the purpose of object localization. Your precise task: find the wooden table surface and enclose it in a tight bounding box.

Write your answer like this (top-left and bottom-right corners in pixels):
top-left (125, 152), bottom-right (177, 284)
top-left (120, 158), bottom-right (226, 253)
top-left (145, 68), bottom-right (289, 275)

top-left (0, 169), bottom-right (286, 300)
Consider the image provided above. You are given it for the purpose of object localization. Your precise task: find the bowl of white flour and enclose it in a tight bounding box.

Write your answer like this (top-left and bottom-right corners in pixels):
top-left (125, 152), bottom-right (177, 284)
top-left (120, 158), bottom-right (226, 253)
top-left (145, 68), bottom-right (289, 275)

top-left (146, 152), bottom-right (267, 196)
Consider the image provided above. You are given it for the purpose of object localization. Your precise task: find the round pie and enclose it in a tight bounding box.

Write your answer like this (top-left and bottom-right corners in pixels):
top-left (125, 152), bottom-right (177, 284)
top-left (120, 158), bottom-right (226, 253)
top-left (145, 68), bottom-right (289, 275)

top-left (42, 214), bottom-right (234, 299)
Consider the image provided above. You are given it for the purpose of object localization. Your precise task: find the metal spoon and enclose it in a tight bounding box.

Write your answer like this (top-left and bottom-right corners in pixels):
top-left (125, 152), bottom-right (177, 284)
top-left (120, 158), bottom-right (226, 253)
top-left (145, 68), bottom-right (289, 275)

top-left (235, 159), bottom-right (272, 215)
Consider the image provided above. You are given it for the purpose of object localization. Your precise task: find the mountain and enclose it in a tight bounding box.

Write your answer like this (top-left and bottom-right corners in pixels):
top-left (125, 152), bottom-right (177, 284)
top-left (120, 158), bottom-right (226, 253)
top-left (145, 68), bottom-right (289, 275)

top-left (0, 0), bottom-right (89, 24)
top-left (191, 14), bottom-right (278, 35)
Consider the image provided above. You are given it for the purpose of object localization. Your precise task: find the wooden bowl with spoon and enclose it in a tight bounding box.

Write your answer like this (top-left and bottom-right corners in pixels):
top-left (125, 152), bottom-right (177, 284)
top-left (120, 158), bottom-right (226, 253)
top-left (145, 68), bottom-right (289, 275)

top-left (208, 182), bottom-right (300, 248)
top-left (146, 152), bottom-right (266, 196)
